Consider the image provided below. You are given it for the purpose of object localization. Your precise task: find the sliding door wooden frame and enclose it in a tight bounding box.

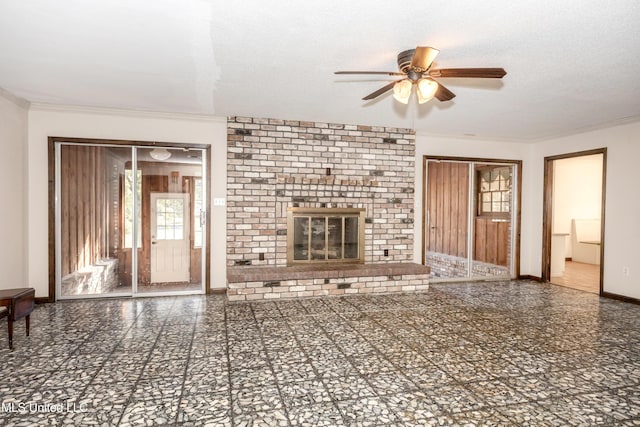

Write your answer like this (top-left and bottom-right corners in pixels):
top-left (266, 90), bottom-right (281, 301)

top-left (47, 136), bottom-right (212, 302)
top-left (541, 148), bottom-right (607, 294)
top-left (422, 155), bottom-right (523, 279)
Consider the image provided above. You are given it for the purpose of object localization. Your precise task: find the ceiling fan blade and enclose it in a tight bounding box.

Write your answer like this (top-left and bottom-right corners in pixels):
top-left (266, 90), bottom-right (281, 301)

top-left (335, 71), bottom-right (405, 76)
top-left (410, 46), bottom-right (440, 71)
top-left (362, 80), bottom-right (403, 101)
top-left (429, 68), bottom-right (507, 78)
top-left (434, 82), bottom-right (456, 101)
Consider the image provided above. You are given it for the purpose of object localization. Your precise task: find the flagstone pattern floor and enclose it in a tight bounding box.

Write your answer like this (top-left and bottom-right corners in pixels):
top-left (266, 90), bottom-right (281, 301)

top-left (1, 280), bottom-right (640, 426)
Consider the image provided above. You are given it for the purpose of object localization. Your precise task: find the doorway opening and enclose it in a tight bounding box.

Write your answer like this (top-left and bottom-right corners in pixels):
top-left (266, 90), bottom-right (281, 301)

top-left (49, 138), bottom-right (210, 300)
top-left (422, 156), bottom-right (522, 281)
top-left (542, 149), bottom-right (606, 294)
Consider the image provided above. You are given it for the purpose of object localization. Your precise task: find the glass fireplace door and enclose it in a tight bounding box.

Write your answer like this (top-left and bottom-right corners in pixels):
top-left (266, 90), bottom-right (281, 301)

top-left (327, 217), bottom-right (343, 260)
top-left (288, 208), bottom-right (365, 265)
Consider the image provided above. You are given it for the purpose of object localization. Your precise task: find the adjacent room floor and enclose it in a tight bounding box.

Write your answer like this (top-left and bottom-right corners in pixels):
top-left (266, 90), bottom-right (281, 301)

top-left (551, 260), bottom-right (601, 294)
top-left (1, 280), bottom-right (639, 426)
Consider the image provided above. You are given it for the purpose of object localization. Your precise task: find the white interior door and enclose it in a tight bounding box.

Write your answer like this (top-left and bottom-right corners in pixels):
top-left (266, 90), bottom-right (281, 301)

top-left (150, 193), bottom-right (190, 283)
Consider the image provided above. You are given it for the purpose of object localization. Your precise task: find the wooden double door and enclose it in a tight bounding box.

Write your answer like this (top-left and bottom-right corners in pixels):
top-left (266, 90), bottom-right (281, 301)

top-left (424, 159), bottom-right (517, 279)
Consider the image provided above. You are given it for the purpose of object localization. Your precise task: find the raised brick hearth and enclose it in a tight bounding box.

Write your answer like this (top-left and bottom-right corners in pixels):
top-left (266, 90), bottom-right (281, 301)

top-left (227, 262), bottom-right (430, 301)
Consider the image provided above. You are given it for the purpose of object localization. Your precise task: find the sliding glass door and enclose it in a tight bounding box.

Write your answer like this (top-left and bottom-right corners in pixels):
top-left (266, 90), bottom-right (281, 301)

top-left (55, 143), bottom-right (206, 299)
top-left (423, 158), bottom-right (519, 280)
top-left (133, 146), bottom-right (205, 295)
top-left (56, 145), bottom-right (132, 297)
top-left (471, 164), bottom-right (514, 278)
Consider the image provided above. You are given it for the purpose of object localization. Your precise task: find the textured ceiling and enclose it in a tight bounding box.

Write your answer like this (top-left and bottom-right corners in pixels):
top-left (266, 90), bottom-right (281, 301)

top-left (1, 0), bottom-right (640, 141)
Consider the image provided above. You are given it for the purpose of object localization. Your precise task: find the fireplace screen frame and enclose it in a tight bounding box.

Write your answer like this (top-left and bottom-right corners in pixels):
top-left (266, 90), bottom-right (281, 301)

top-left (286, 207), bottom-right (366, 266)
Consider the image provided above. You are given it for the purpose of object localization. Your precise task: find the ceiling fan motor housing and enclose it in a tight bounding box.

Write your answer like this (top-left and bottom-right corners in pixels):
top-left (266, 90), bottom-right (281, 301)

top-left (397, 49), bottom-right (416, 73)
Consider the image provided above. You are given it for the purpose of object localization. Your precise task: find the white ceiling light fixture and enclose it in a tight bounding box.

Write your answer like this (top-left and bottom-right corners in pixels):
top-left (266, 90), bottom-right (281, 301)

top-left (417, 78), bottom-right (438, 104)
top-left (392, 79), bottom-right (413, 104)
top-left (150, 148), bottom-right (171, 161)
top-left (392, 77), bottom-right (439, 105)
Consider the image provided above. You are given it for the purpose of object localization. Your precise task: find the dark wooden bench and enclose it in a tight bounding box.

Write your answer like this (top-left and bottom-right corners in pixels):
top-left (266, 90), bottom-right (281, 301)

top-left (0, 288), bottom-right (35, 349)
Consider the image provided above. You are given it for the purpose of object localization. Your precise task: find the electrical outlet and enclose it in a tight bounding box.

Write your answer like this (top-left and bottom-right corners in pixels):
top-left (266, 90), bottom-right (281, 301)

top-left (384, 249), bottom-right (389, 257)
top-left (623, 267), bottom-right (630, 276)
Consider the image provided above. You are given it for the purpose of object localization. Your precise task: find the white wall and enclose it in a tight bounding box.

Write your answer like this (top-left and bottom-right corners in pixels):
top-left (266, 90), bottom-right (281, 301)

top-left (19, 102), bottom-right (640, 301)
top-left (0, 90), bottom-right (28, 290)
top-left (27, 105), bottom-right (227, 298)
top-left (413, 134), bottom-right (534, 275)
top-left (530, 120), bottom-right (640, 298)
top-left (552, 154), bottom-right (603, 257)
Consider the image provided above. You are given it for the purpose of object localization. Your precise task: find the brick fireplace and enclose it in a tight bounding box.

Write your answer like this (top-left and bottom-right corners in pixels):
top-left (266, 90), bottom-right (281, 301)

top-left (226, 116), bottom-right (430, 300)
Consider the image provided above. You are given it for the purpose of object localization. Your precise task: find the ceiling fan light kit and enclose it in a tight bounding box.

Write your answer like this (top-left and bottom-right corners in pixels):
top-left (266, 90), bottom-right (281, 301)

top-left (335, 46), bottom-right (506, 105)
top-left (417, 78), bottom-right (438, 104)
top-left (392, 80), bottom-right (413, 104)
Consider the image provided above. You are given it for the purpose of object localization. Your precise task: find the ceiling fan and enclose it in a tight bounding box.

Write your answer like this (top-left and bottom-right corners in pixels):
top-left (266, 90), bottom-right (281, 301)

top-left (335, 46), bottom-right (506, 104)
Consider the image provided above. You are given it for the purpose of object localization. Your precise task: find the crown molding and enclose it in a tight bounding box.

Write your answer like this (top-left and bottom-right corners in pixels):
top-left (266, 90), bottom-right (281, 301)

top-left (0, 87), bottom-right (30, 109)
top-left (28, 102), bottom-right (227, 123)
top-left (415, 114), bottom-right (640, 144)
top-left (528, 115), bottom-right (640, 143)
top-left (414, 130), bottom-right (528, 144)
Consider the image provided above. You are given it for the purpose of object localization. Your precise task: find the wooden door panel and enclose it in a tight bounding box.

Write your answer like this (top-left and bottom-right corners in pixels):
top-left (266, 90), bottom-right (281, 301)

top-left (475, 218), bottom-right (486, 262)
top-left (435, 162), bottom-right (444, 252)
top-left (487, 220), bottom-right (498, 264)
top-left (457, 164), bottom-right (468, 258)
top-left (473, 217), bottom-right (509, 267)
top-left (426, 161), bottom-right (469, 257)
top-left (497, 220), bottom-right (509, 266)
top-left (427, 164), bottom-right (438, 252)
top-left (442, 162), bottom-right (451, 254)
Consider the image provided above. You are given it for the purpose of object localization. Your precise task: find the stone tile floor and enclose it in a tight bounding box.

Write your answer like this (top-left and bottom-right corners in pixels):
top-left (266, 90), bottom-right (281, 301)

top-left (1, 280), bottom-right (640, 426)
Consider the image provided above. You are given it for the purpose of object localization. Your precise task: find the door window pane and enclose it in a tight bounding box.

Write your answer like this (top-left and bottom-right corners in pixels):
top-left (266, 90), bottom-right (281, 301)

top-left (478, 166), bottom-right (512, 215)
top-left (156, 199), bottom-right (184, 240)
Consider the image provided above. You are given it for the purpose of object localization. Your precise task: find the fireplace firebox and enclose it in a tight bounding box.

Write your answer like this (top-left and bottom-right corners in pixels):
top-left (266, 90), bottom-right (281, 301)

top-left (286, 208), bottom-right (365, 265)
